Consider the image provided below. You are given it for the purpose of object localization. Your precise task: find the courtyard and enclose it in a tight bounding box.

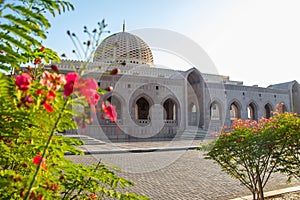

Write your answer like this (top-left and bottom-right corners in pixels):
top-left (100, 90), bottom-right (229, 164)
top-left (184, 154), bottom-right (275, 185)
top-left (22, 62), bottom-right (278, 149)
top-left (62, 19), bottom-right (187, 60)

top-left (66, 138), bottom-right (300, 200)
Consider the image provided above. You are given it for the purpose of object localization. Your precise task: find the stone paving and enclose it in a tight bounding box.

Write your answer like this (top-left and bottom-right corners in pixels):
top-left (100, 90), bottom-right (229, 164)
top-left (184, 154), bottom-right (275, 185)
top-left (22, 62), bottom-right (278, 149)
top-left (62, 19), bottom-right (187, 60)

top-left (66, 138), bottom-right (300, 200)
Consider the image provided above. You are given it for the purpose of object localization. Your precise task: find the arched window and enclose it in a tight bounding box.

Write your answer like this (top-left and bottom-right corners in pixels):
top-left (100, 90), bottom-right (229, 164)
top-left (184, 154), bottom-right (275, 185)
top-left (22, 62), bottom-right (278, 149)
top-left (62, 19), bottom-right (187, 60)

top-left (136, 97), bottom-right (150, 120)
top-left (264, 103), bottom-right (272, 119)
top-left (210, 101), bottom-right (221, 120)
top-left (188, 102), bottom-right (197, 125)
top-left (107, 96), bottom-right (122, 119)
top-left (277, 103), bottom-right (287, 113)
top-left (163, 98), bottom-right (177, 121)
top-left (191, 104), bottom-right (196, 113)
top-left (247, 102), bottom-right (257, 120)
top-left (230, 102), bottom-right (239, 120)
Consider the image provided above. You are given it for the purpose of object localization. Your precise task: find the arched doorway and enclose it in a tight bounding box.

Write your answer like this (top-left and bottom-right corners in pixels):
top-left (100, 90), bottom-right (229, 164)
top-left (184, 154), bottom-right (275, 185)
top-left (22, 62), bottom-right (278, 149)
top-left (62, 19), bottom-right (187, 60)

top-left (136, 97), bottom-right (150, 123)
top-left (210, 101), bottom-right (222, 120)
top-left (264, 103), bottom-right (272, 119)
top-left (247, 102), bottom-right (257, 120)
top-left (230, 102), bottom-right (240, 120)
top-left (186, 68), bottom-right (204, 128)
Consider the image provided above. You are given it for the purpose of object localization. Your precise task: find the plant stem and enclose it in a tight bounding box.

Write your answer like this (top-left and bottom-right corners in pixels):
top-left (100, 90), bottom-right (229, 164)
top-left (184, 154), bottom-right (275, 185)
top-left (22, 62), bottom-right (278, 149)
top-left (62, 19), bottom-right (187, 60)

top-left (23, 99), bottom-right (69, 200)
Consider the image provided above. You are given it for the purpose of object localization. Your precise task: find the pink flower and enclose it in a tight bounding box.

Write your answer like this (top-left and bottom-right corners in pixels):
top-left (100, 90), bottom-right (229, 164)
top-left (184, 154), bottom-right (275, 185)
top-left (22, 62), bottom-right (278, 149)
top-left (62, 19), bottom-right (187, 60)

top-left (64, 73), bottom-right (79, 97)
top-left (74, 78), bottom-right (100, 105)
top-left (40, 71), bottom-right (66, 91)
top-left (80, 79), bottom-right (97, 97)
top-left (15, 73), bottom-right (32, 91)
top-left (102, 102), bottom-right (117, 122)
top-left (86, 93), bottom-right (100, 106)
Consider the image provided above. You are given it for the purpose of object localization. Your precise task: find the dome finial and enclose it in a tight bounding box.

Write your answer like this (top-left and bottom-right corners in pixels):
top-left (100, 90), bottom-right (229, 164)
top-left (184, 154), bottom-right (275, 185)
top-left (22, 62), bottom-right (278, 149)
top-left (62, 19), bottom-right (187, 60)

top-left (123, 20), bottom-right (125, 32)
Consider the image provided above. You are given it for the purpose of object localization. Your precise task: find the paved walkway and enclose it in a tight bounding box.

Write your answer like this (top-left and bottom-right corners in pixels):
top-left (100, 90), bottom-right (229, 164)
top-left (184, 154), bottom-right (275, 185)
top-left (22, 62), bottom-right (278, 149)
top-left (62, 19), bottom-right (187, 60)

top-left (65, 135), bottom-right (300, 199)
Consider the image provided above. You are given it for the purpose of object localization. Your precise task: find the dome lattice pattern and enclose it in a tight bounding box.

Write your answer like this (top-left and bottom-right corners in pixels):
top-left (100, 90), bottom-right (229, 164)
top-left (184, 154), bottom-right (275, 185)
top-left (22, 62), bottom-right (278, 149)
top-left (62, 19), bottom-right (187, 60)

top-left (94, 32), bottom-right (153, 65)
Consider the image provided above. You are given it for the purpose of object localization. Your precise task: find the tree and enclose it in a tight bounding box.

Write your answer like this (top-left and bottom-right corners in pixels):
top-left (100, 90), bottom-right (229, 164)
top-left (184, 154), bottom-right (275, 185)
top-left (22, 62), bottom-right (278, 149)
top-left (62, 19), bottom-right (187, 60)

top-left (0, 0), bottom-right (73, 72)
top-left (200, 106), bottom-right (300, 200)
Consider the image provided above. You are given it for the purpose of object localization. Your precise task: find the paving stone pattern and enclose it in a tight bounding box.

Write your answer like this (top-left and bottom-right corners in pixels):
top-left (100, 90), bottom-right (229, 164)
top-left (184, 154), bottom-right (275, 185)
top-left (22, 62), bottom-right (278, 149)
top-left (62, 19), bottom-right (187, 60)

top-left (67, 146), bottom-right (300, 200)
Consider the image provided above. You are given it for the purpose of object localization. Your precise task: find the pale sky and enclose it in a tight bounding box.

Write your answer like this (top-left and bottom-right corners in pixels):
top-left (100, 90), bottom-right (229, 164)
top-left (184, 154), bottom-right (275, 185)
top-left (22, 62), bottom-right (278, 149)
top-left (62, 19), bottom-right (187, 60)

top-left (45, 0), bottom-right (300, 87)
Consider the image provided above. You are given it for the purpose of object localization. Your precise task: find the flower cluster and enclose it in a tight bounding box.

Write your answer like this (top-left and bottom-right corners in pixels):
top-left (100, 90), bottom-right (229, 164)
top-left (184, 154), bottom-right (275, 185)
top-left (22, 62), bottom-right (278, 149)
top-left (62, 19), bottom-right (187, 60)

top-left (15, 73), bottom-right (34, 108)
top-left (38, 71), bottom-right (67, 112)
top-left (15, 73), bottom-right (32, 91)
top-left (15, 71), bottom-right (117, 122)
top-left (64, 73), bottom-right (100, 106)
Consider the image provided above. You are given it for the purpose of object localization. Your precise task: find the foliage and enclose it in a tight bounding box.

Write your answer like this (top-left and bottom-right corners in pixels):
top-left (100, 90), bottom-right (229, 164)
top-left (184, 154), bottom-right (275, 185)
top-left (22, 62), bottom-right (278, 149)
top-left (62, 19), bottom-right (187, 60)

top-left (0, 70), bottom-right (147, 199)
top-left (0, 0), bottom-right (148, 199)
top-left (0, 0), bottom-right (73, 72)
top-left (200, 106), bottom-right (300, 200)
top-left (271, 111), bottom-right (300, 181)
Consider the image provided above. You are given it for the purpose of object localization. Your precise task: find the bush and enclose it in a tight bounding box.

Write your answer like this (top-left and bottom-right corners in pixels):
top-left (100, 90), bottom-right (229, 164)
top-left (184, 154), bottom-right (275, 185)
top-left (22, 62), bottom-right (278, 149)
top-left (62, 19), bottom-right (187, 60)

top-left (200, 107), bottom-right (300, 200)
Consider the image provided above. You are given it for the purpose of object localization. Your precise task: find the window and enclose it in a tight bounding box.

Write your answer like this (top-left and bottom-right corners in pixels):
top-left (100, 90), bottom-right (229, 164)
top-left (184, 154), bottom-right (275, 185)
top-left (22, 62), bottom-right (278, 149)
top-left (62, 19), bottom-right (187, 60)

top-left (230, 103), bottom-right (239, 120)
top-left (188, 103), bottom-right (197, 126)
top-left (247, 102), bottom-right (257, 120)
top-left (136, 97), bottom-right (150, 120)
top-left (210, 102), bottom-right (221, 120)
top-left (163, 98), bottom-right (177, 121)
top-left (264, 104), bottom-right (272, 119)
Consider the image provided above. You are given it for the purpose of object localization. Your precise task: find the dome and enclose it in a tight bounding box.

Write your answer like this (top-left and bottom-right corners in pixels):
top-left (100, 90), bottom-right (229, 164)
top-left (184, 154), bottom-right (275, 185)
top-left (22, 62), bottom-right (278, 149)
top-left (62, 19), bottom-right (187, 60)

top-left (93, 31), bottom-right (154, 65)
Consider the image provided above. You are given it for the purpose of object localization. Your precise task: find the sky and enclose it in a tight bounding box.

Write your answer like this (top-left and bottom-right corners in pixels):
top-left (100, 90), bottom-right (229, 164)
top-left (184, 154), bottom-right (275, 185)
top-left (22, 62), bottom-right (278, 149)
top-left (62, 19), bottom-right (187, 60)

top-left (44, 0), bottom-right (300, 87)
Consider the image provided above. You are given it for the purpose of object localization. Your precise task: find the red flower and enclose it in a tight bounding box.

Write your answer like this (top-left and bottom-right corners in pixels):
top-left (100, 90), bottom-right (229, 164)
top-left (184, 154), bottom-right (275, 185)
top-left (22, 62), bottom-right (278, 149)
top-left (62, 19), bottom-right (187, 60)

top-left (34, 58), bottom-right (42, 65)
top-left (42, 102), bottom-right (53, 112)
top-left (102, 102), bottom-right (117, 122)
top-left (36, 89), bottom-right (44, 95)
top-left (32, 153), bottom-right (47, 170)
top-left (15, 73), bottom-right (32, 91)
top-left (88, 193), bottom-right (97, 199)
top-left (64, 73), bottom-right (79, 97)
top-left (46, 90), bottom-right (56, 101)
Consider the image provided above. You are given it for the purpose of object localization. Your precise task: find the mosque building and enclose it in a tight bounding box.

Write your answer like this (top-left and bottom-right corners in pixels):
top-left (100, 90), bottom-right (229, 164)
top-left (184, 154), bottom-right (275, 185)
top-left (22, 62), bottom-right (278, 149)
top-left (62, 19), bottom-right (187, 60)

top-left (54, 27), bottom-right (300, 141)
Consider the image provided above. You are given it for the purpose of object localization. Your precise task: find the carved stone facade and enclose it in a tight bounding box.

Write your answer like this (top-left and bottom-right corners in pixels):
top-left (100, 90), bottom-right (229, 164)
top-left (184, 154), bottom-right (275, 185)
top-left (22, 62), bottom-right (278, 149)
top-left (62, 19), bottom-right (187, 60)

top-left (54, 30), bottom-right (300, 141)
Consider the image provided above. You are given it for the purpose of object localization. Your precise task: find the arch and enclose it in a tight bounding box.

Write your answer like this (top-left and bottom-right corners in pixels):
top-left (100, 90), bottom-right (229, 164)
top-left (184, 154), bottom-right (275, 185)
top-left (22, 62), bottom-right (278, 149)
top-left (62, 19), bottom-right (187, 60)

top-left (264, 103), bottom-right (273, 119)
top-left (210, 101), bottom-right (222, 120)
top-left (186, 68), bottom-right (204, 128)
top-left (247, 101), bottom-right (258, 120)
top-left (136, 97), bottom-right (150, 121)
top-left (230, 101), bottom-right (240, 120)
top-left (163, 98), bottom-right (177, 120)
